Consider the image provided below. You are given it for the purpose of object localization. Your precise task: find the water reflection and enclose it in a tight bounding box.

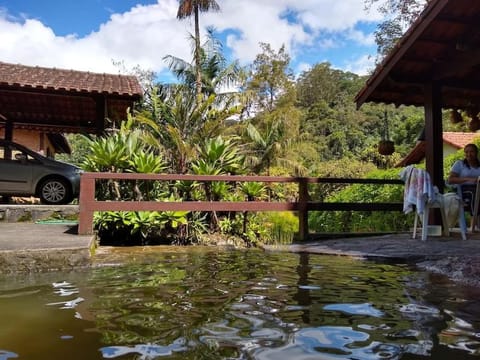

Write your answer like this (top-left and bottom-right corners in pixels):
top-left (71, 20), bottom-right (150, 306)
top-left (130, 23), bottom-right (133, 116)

top-left (0, 248), bottom-right (480, 359)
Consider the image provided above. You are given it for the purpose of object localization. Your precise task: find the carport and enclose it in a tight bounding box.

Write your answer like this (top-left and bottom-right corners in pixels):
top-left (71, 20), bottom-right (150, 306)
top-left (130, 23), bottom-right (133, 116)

top-left (355, 0), bottom-right (480, 193)
top-left (0, 61), bottom-right (143, 140)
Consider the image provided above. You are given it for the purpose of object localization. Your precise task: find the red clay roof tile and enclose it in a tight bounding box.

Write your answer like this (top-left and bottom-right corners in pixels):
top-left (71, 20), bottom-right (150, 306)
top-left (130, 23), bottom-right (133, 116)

top-left (397, 132), bottom-right (480, 167)
top-left (442, 131), bottom-right (480, 149)
top-left (0, 61), bottom-right (143, 98)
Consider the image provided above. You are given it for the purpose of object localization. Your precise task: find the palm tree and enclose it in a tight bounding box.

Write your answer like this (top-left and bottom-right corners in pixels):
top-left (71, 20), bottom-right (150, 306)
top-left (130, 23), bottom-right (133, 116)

top-left (163, 29), bottom-right (240, 99)
top-left (244, 122), bottom-right (284, 175)
top-left (177, 0), bottom-right (220, 102)
top-left (136, 84), bottom-right (238, 174)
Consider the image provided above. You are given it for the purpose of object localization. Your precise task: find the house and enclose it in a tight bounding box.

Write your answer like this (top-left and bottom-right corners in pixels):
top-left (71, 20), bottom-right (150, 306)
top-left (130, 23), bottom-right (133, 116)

top-left (397, 132), bottom-right (480, 167)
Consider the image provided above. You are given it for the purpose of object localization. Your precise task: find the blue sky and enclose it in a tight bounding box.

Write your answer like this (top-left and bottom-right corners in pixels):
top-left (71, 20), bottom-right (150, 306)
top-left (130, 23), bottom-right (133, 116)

top-left (0, 0), bottom-right (383, 81)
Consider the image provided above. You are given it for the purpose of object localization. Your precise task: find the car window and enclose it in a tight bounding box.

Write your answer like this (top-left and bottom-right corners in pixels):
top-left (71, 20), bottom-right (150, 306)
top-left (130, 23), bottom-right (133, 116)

top-left (0, 144), bottom-right (37, 162)
top-left (12, 148), bottom-right (36, 162)
top-left (0, 144), bottom-right (8, 160)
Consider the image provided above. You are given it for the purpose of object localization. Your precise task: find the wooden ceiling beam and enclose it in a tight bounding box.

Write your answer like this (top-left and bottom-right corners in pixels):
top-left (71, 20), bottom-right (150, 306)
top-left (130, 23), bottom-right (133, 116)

top-left (432, 48), bottom-right (480, 80)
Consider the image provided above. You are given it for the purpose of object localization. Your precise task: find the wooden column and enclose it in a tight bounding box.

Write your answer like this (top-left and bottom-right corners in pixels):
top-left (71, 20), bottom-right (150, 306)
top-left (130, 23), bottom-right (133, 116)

top-left (4, 120), bottom-right (13, 141)
top-left (424, 82), bottom-right (443, 226)
top-left (95, 96), bottom-right (107, 134)
top-left (424, 82), bottom-right (444, 192)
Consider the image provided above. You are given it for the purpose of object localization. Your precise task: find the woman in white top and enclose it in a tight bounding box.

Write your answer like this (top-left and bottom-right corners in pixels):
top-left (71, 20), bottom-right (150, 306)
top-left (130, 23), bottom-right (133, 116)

top-left (448, 143), bottom-right (480, 213)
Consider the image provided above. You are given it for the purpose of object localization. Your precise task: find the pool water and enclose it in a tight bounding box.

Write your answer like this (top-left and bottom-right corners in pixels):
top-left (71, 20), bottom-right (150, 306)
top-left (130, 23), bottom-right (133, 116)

top-left (1, 247), bottom-right (480, 359)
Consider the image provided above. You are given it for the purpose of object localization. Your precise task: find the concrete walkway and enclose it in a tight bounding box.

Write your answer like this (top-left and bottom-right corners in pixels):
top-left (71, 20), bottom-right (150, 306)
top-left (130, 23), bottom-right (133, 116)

top-left (0, 223), bottom-right (93, 273)
top-left (265, 231), bottom-right (480, 287)
top-left (283, 232), bottom-right (480, 260)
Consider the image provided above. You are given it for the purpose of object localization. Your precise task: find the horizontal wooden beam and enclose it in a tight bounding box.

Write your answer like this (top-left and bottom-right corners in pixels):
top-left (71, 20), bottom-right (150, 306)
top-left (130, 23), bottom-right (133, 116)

top-left (81, 172), bottom-right (404, 185)
top-left (81, 200), bottom-right (404, 213)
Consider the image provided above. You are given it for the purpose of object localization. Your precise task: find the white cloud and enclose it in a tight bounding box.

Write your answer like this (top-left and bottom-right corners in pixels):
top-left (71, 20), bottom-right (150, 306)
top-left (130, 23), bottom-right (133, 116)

top-left (346, 28), bottom-right (376, 47)
top-left (344, 54), bottom-right (376, 76)
top-left (0, 0), bottom-right (382, 77)
top-left (295, 62), bottom-right (313, 76)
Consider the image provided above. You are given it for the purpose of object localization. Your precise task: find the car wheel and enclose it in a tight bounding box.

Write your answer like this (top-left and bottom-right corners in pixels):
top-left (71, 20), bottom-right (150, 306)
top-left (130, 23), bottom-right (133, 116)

top-left (39, 178), bottom-right (72, 205)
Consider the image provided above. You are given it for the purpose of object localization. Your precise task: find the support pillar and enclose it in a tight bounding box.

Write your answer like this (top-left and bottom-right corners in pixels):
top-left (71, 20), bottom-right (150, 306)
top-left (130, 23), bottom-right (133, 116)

top-left (424, 82), bottom-right (443, 225)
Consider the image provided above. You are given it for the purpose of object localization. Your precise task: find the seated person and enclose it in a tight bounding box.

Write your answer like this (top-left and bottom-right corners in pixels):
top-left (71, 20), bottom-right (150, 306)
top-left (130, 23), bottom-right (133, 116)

top-left (448, 143), bottom-right (480, 214)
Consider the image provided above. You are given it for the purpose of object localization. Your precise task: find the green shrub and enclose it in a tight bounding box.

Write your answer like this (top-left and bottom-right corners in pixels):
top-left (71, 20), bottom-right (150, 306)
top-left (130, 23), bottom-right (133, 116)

top-left (309, 168), bottom-right (412, 233)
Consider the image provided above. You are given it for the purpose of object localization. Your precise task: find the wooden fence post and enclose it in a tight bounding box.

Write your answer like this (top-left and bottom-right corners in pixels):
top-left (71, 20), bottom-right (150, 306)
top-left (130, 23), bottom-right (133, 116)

top-left (78, 173), bottom-right (95, 235)
top-left (298, 178), bottom-right (309, 241)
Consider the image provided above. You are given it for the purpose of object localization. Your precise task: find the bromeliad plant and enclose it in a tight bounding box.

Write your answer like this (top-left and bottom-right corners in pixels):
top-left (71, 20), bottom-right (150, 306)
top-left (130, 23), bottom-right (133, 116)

top-left (94, 209), bottom-right (189, 245)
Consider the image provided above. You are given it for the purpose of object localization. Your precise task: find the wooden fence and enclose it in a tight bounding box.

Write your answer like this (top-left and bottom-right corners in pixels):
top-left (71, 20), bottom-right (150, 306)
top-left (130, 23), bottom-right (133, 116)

top-left (78, 172), bottom-right (404, 240)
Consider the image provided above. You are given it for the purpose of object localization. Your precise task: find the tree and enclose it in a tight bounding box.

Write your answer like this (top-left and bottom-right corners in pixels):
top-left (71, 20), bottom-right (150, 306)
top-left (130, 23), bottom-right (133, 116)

top-left (177, 0), bottom-right (220, 101)
top-left (364, 0), bottom-right (429, 59)
top-left (245, 43), bottom-right (294, 113)
top-left (136, 84), bottom-right (239, 174)
top-left (244, 121), bottom-right (284, 175)
top-left (163, 28), bottom-right (240, 99)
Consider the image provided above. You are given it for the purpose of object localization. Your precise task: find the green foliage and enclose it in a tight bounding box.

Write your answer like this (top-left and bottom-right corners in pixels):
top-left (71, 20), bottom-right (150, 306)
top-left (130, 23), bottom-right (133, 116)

top-left (296, 63), bottom-right (425, 163)
top-left (258, 211), bottom-right (299, 245)
top-left (66, 37), bottom-right (434, 245)
top-left (164, 28), bottom-right (239, 98)
top-left (129, 152), bottom-right (166, 174)
top-left (194, 136), bottom-right (245, 175)
top-left (246, 43), bottom-right (294, 113)
top-left (56, 134), bottom-right (94, 166)
top-left (244, 121), bottom-right (284, 174)
top-left (94, 208), bottom-right (190, 245)
top-left (309, 168), bottom-right (412, 233)
top-left (310, 158), bottom-right (377, 202)
top-left (364, 0), bottom-right (428, 60)
top-left (240, 182), bottom-right (267, 201)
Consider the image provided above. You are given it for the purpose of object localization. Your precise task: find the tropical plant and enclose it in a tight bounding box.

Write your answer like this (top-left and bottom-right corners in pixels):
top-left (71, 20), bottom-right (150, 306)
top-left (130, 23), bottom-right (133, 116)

top-left (240, 181), bottom-right (267, 201)
top-left (244, 121), bottom-right (284, 175)
top-left (238, 181), bottom-right (268, 238)
top-left (177, 0), bottom-right (221, 101)
top-left (195, 136), bottom-right (245, 174)
top-left (163, 28), bottom-right (240, 100)
top-left (137, 85), bottom-right (239, 173)
top-left (309, 168), bottom-right (411, 233)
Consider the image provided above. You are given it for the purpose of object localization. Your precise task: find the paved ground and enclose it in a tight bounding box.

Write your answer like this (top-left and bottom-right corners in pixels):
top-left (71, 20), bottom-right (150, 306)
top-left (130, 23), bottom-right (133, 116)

top-left (0, 223), bottom-right (93, 273)
top-left (285, 232), bottom-right (480, 260)
top-left (265, 231), bottom-right (480, 287)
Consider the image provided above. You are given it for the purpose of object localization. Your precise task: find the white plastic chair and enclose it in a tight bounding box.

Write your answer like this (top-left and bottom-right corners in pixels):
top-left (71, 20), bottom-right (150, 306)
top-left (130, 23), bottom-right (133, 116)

top-left (454, 178), bottom-right (480, 236)
top-left (412, 186), bottom-right (450, 241)
top-left (443, 190), bottom-right (467, 240)
top-left (400, 165), bottom-right (457, 241)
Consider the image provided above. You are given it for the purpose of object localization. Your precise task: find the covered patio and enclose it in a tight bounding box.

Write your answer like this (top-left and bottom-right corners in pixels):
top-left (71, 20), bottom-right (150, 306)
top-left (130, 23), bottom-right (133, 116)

top-left (0, 61), bottom-right (143, 140)
top-left (355, 0), bottom-right (480, 193)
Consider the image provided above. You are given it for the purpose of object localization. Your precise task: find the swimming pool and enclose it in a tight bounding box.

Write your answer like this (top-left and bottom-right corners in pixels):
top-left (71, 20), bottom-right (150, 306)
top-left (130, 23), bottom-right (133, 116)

top-left (1, 247), bottom-right (479, 359)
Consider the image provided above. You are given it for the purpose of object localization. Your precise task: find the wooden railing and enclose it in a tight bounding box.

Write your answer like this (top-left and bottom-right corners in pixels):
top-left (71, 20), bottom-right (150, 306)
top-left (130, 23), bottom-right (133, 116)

top-left (78, 172), bottom-right (404, 240)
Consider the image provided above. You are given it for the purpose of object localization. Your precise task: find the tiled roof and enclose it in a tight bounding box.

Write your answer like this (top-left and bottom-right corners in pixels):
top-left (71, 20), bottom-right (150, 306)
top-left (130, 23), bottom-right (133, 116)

top-left (442, 131), bottom-right (480, 149)
top-left (0, 61), bottom-right (143, 97)
top-left (355, 0), bottom-right (480, 110)
top-left (397, 132), bottom-right (480, 167)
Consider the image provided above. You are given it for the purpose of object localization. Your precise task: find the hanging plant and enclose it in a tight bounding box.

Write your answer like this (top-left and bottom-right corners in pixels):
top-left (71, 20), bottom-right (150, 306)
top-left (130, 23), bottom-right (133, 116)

top-left (378, 109), bottom-right (395, 155)
top-left (449, 109), bottom-right (463, 124)
top-left (467, 106), bottom-right (480, 131)
top-left (469, 114), bottom-right (480, 131)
